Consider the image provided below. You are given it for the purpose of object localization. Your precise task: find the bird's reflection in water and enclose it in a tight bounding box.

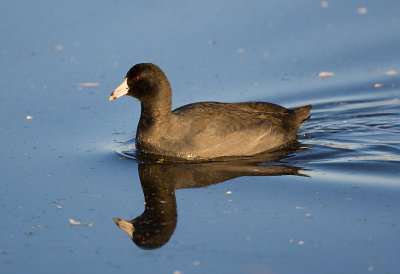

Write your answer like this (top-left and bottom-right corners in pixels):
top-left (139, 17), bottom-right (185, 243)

top-left (113, 146), bottom-right (308, 249)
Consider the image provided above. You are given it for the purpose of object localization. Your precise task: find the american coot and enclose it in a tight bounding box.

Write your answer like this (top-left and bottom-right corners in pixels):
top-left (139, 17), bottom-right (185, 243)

top-left (109, 63), bottom-right (311, 160)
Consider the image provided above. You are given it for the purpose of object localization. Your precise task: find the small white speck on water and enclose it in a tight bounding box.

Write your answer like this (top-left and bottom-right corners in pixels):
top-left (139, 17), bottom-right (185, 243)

top-left (383, 70), bottom-right (398, 76)
top-left (226, 190), bottom-right (232, 195)
top-left (374, 83), bottom-right (383, 88)
top-left (237, 48), bottom-right (245, 54)
top-left (298, 240), bottom-right (305, 245)
top-left (318, 71), bottom-right (335, 78)
top-left (69, 218), bottom-right (92, 226)
top-left (321, 1), bottom-right (328, 8)
top-left (78, 82), bottom-right (100, 87)
top-left (26, 115), bottom-right (34, 120)
top-left (357, 7), bottom-right (368, 15)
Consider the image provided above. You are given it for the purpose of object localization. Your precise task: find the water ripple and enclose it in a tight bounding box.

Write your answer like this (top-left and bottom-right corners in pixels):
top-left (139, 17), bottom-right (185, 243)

top-left (300, 87), bottom-right (400, 182)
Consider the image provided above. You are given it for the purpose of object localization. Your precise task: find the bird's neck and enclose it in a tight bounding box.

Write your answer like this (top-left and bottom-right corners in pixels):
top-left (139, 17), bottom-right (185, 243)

top-left (136, 85), bottom-right (172, 146)
top-left (139, 93), bottom-right (172, 126)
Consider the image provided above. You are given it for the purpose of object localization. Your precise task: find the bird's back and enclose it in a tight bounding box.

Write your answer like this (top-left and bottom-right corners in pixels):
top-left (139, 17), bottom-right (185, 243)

top-left (155, 102), bottom-right (311, 159)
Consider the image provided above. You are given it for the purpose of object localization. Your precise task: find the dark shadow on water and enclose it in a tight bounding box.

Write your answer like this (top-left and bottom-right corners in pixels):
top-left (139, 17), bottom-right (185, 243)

top-left (113, 145), bottom-right (309, 249)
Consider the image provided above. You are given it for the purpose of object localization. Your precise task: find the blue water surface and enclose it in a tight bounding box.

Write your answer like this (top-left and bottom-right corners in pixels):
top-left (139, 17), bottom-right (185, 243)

top-left (1, 0), bottom-right (399, 273)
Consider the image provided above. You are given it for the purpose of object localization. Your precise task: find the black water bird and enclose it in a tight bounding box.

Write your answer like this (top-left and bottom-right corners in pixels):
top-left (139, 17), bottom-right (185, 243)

top-left (109, 63), bottom-right (311, 160)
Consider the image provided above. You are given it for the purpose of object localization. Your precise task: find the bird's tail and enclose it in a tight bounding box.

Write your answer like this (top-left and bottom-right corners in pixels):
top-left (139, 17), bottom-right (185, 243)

top-left (292, 104), bottom-right (312, 125)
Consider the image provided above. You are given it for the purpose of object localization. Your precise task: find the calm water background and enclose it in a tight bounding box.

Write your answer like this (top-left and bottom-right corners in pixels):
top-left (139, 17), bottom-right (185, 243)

top-left (1, 0), bottom-right (400, 273)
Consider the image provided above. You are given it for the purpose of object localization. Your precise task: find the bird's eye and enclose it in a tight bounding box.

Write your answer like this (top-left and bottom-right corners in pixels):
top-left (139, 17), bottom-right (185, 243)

top-left (133, 76), bottom-right (140, 82)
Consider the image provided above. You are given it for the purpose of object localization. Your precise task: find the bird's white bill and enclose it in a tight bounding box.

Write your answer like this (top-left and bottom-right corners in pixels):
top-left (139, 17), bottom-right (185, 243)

top-left (109, 78), bottom-right (129, 100)
top-left (113, 218), bottom-right (135, 238)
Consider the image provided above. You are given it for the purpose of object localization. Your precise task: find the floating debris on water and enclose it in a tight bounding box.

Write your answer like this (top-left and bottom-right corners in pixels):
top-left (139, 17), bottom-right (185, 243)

top-left (26, 115), bottom-right (34, 120)
top-left (318, 71), bottom-right (335, 78)
top-left (69, 218), bottom-right (92, 227)
top-left (78, 82), bottom-right (100, 87)
top-left (374, 83), bottom-right (383, 88)
top-left (357, 7), bottom-right (368, 15)
top-left (226, 190), bottom-right (232, 195)
top-left (298, 240), bottom-right (305, 245)
top-left (383, 70), bottom-right (398, 76)
top-left (237, 48), bottom-right (245, 54)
